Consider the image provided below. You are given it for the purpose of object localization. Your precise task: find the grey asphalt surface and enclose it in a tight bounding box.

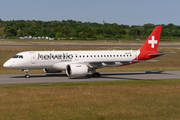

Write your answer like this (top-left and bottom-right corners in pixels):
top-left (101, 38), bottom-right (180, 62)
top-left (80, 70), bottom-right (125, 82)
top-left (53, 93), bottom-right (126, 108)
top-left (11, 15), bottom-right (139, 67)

top-left (0, 44), bottom-right (180, 48)
top-left (0, 71), bottom-right (180, 85)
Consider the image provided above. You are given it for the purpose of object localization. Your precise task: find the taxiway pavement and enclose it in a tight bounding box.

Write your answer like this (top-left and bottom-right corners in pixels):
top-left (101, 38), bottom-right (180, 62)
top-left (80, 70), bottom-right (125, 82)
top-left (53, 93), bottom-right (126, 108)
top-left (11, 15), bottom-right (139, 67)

top-left (0, 71), bottom-right (180, 85)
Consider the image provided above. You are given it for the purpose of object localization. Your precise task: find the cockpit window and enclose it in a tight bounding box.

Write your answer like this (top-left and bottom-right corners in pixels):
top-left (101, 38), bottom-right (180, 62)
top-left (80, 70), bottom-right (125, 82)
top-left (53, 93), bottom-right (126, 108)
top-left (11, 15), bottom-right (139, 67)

top-left (19, 55), bottom-right (23, 58)
top-left (12, 55), bottom-right (19, 58)
top-left (12, 55), bottom-right (23, 59)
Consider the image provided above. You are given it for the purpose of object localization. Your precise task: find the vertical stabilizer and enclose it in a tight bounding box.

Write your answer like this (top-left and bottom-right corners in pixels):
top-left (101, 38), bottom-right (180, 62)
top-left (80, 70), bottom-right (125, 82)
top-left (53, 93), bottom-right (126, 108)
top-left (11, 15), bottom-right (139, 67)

top-left (140, 26), bottom-right (162, 52)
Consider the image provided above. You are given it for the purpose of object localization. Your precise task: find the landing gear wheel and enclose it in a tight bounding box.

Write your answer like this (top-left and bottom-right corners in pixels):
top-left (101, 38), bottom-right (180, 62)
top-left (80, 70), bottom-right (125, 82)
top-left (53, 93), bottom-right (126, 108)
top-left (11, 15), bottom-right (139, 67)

top-left (92, 72), bottom-right (100, 78)
top-left (25, 74), bottom-right (30, 78)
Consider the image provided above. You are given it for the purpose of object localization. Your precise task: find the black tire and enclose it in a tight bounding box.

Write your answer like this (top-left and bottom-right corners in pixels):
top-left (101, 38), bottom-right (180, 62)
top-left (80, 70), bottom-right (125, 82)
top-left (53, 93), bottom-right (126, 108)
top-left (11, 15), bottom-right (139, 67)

top-left (25, 74), bottom-right (30, 78)
top-left (93, 72), bottom-right (100, 78)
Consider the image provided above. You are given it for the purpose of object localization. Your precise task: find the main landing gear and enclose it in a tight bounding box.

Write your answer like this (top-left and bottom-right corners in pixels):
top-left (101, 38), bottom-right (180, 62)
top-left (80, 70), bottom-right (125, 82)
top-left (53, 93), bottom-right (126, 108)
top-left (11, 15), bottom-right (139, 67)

top-left (91, 69), bottom-right (100, 78)
top-left (22, 69), bottom-right (30, 78)
top-left (92, 72), bottom-right (100, 78)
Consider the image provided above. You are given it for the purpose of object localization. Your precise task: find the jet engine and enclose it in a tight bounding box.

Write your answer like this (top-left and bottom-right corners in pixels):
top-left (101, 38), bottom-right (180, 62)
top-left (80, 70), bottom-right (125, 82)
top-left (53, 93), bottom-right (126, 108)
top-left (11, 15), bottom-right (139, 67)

top-left (43, 68), bottom-right (62, 73)
top-left (66, 64), bottom-right (88, 77)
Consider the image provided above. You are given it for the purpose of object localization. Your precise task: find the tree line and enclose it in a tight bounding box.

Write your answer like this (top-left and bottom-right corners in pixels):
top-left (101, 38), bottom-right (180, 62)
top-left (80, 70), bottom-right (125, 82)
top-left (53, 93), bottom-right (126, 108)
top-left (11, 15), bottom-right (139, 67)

top-left (0, 19), bottom-right (180, 40)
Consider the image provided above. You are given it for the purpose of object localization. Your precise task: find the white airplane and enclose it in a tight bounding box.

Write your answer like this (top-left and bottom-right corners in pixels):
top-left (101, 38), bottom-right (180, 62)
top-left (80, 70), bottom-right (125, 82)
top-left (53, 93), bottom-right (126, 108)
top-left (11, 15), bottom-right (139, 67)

top-left (3, 26), bottom-right (168, 78)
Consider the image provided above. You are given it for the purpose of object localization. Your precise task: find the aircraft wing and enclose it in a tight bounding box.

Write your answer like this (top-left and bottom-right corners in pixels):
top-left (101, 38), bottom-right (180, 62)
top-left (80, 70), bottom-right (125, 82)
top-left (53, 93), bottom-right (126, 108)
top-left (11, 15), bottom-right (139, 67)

top-left (83, 60), bottom-right (159, 64)
top-left (80, 60), bottom-right (159, 68)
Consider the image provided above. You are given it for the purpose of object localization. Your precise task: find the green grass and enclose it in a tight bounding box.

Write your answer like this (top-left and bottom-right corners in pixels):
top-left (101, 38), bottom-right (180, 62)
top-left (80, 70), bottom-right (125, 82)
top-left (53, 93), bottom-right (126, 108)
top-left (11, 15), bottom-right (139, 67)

top-left (0, 80), bottom-right (180, 120)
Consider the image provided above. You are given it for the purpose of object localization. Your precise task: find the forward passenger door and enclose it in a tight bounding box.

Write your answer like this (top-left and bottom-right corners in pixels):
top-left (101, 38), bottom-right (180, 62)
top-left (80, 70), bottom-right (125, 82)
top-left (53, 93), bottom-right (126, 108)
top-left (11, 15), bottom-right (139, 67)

top-left (30, 52), bottom-right (36, 64)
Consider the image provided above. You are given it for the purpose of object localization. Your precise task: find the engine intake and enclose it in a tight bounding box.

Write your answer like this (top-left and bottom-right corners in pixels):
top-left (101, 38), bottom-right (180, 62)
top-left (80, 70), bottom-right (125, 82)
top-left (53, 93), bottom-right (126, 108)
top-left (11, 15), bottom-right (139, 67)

top-left (66, 64), bottom-right (88, 77)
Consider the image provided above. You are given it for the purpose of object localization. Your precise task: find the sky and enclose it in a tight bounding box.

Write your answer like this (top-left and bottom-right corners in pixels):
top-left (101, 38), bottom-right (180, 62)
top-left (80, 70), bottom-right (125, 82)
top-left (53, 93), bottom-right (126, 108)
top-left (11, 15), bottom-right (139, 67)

top-left (1, 0), bottom-right (180, 26)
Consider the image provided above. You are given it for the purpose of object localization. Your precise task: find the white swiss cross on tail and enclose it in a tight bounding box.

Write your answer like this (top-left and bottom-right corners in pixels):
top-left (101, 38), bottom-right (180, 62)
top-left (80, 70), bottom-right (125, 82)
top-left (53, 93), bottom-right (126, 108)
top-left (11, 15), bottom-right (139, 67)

top-left (148, 36), bottom-right (157, 48)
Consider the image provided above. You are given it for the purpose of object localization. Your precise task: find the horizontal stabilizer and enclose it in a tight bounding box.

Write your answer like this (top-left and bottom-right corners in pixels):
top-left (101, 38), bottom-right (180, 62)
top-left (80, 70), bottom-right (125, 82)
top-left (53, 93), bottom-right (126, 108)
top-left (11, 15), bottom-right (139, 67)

top-left (148, 52), bottom-right (176, 57)
top-left (133, 60), bottom-right (160, 62)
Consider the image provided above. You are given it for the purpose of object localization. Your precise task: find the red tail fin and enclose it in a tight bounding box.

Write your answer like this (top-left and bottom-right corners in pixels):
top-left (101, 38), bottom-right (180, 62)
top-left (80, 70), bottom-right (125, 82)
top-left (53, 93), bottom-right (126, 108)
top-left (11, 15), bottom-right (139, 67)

top-left (140, 25), bottom-right (162, 52)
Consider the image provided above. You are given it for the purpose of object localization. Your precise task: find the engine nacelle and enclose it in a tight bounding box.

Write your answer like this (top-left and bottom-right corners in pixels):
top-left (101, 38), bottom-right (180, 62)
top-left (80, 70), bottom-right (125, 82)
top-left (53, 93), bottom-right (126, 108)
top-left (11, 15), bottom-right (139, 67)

top-left (43, 68), bottom-right (62, 73)
top-left (66, 64), bottom-right (88, 77)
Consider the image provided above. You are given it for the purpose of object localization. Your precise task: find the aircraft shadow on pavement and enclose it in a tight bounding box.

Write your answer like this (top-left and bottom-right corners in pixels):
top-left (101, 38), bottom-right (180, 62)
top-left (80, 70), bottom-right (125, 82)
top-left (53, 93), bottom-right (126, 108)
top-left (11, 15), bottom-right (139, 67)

top-left (101, 71), bottom-right (165, 76)
top-left (99, 71), bottom-right (167, 80)
top-left (10, 71), bottom-right (167, 80)
top-left (11, 73), bottom-right (68, 78)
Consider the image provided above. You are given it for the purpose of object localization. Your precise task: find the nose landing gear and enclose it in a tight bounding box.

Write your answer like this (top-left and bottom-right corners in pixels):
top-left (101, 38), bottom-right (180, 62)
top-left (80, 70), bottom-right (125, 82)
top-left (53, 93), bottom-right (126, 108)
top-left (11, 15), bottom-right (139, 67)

top-left (22, 69), bottom-right (30, 78)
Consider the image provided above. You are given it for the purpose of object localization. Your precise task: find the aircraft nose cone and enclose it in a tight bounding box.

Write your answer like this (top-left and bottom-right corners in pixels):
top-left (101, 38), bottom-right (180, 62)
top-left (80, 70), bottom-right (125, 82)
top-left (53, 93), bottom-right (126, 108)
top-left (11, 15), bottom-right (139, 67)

top-left (3, 62), bottom-right (10, 68)
top-left (3, 60), bottom-right (12, 68)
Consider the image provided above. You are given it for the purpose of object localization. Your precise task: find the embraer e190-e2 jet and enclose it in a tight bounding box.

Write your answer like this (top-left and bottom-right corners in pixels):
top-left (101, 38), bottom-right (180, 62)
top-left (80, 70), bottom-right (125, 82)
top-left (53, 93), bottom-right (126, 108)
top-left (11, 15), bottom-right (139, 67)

top-left (3, 26), bottom-right (168, 78)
